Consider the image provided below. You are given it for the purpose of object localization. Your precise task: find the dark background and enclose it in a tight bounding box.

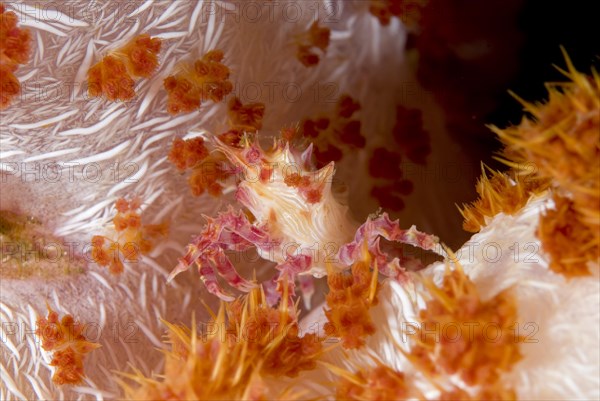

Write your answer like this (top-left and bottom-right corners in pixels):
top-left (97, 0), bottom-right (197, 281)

top-left (413, 0), bottom-right (600, 169)
top-left (490, 0), bottom-right (600, 127)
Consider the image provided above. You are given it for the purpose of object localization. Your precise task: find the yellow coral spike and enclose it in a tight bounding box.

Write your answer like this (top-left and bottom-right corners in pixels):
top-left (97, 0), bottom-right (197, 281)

top-left (421, 277), bottom-right (455, 313)
top-left (507, 90), bottom-right (542, 118)
top-left (443, 244), bottom-right (460, 267)
top-left (320, 362), bottom-right (365, 387)
top-left (369, 260), bottom-right (379, 305)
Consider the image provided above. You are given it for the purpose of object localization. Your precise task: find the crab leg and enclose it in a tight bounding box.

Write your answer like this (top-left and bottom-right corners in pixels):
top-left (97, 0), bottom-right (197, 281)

top-left (214, 207), bottom-right (276, 252)
top-left (263, 274), bottom-right (282, 307)
top-left (297, 275), bottom-right (315, 309)
top-left (209, 247), bottom-right (256, 292)
top-left (167, 220), bottom-right (225, 282)
top-left (278, 253), bottom-right (312, 275)
top-left (339, 213), bottom-right (443, 267)
top-left (197, 257), bottom-right (235, 302)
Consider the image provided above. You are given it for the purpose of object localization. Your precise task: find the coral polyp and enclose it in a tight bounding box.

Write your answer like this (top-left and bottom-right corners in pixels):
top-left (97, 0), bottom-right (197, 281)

top-left (91, 197), bottom-right (168, 275)
top-left (459, 166), bottom-right (549, 233)
top-left (35, 306), bottom-right (101, 385)
top-left (410, 263), bottom-right (523, 388)
top-left (538, 194), bottom-right (598, 276)
top-left (163, 49), bottom-right (233, 114)
top-left (87, 34), bottom-right (162, 101)
top-left (295, 21), bottom-right (331, 67)
top-left (0, 4), bottom-right (31, 109)
top-left (324, 258), bottom-right (380, 349)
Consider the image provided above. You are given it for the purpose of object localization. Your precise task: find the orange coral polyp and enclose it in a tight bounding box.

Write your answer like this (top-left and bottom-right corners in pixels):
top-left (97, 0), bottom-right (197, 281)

top-left (0, 5), bottom-right (31, 65)
top-left (538, 194), bottom-right (597, 277)
top-left (409, 263), bottom-right (522, 392)
top-left (87, 34), bottom-right (161, 101)
top-left (227, 97), bottom-right (266, 132)
top-left (120, 34), bottom-right (162, 78)
top-left (91, 198), bottom-right (168, 275)
top-left (164, 49), bottom-right (233, 115)
top-left (324, 261), bottom-right (379, 349)
top-left (0, 64), bottom-right (20, 108)
top-left (124, 286), bottom-right (322, 400)
top-left (335, 365), bottom-right (414, 401)
top-left (492, 55), bottom-right (599, 276)
top-left (0, 4), bottom-right (31, 109)
top-left (168, 136), bottom-right (235, 197)
top-left (35, 306), bottom-right (100, 385)
top-left (296, 22), bottom-right (330, 67)
top-left (88, 55), bottom-right (136, 101)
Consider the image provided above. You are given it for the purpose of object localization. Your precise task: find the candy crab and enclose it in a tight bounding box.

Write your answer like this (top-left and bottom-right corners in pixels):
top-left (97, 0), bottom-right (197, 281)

top-left (168, 136), bottom-right (443, 303)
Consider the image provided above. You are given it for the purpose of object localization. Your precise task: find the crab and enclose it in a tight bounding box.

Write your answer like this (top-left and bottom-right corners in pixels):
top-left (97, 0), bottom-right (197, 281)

top-left (168, 135), bottom-right (443, 304)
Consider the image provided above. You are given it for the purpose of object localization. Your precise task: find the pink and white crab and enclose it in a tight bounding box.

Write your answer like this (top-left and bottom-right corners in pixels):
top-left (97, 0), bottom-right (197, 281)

top-left (168, 136), bottom-right (443, 303)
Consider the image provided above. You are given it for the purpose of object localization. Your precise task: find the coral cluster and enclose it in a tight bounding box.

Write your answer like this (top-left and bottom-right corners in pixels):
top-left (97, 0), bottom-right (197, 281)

top-left (0, 4), bottom-right (31, 109)
top-left (91, 197), bottom-right (168, 275)
top-left (167, 136), bottom-right (233, 197)
top-left (167, 97), bottom-right (266, 197)
top-left (295, 21), bottom-right (331, 67)
top-left (478, 54), bottom-right (600, 276)
top-left (328, 258), bottom-right (523, 400)
top-left (123, 286), bottom-right (321, 400)
top-left (460, 167), bottom-right (549, 232)
top-left (410, 263), bottom-right (522, 392)
top-left (164, 49), bottom-right (233, 114)
top-left (88, 34), bottom-right (162, 101)
top-left (35, 306), bottom-right (100, 385)
top-left (324, 259), bottom-right (379, 349)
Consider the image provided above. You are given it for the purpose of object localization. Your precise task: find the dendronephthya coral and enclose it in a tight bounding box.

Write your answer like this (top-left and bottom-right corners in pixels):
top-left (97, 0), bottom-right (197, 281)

top-left (0, 1), bottom-right (598, 400)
